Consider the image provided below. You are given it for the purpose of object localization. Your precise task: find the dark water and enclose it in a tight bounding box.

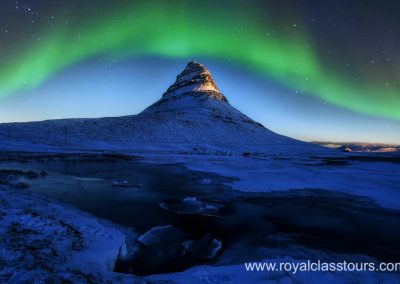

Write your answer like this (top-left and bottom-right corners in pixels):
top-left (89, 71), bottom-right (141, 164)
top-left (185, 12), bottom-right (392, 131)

top-left (1, 158), bottom-right (232, 229)
top-left (1, 154), bottom-right (400, 276)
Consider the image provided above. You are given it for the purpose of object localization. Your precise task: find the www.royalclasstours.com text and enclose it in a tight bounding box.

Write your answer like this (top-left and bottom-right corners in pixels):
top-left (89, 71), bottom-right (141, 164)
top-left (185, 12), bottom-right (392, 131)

top-left (244, 260), bottom-right (400, 274)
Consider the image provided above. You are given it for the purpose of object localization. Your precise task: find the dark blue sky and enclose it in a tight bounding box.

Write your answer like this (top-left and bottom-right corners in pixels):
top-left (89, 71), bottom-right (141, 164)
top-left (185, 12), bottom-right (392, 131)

top-left (0, 0), bottom-right (399, 143)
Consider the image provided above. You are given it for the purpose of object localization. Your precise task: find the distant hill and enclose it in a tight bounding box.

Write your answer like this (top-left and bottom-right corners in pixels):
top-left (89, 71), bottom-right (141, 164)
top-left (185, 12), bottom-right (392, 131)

top-left (313, 142), bottom-right (400, 153)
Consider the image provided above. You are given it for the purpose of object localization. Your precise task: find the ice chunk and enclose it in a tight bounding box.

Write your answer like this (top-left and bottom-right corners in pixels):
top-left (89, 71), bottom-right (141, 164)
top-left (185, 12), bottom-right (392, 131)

top-left (137, 225), bottom-right (186, 246)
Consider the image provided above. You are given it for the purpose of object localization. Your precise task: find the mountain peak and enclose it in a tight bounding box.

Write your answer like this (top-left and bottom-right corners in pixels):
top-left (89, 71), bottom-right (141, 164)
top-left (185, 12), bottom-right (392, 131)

top-left (163, 61), bottom-right (227, 102)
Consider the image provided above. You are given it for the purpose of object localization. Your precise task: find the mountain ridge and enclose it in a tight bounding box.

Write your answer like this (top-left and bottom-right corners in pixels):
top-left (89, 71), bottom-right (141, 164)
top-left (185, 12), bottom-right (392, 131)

top-left (162, 61), bottom-right (227, 102)
top-left (0, 62), bottom-right (326, 154)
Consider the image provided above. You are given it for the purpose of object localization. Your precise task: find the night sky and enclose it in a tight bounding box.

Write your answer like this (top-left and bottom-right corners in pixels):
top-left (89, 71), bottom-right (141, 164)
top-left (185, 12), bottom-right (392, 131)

top-left (0, 0), bottom-right (399, 143)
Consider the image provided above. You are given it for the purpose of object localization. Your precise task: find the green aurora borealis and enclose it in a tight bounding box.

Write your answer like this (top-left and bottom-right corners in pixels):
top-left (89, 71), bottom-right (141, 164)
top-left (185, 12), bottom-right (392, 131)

top-left (0, 0), bottom-right (399, 121)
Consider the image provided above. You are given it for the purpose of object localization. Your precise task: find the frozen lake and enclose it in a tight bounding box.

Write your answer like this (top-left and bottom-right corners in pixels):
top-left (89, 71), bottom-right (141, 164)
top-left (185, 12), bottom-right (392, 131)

top-left (1, 152), bottom-right (400, 275)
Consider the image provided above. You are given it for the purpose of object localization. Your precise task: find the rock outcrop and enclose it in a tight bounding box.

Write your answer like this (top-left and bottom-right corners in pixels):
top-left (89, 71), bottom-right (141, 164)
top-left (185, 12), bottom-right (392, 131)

top-left (163, 61), bottom-right (227, 102)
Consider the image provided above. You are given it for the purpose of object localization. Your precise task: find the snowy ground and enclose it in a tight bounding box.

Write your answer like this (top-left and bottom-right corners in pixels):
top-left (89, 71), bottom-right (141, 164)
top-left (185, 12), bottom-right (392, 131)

top-left (2, 181), bottom-right (399, 283)
top-left (140, 152), bottom-right (400, 210)
top-left (142, 152), bottom-right (400, 283)
top-left (1, 151), bottom-right (400, 283)
top-left (0, 184), bottom-right (146, 283)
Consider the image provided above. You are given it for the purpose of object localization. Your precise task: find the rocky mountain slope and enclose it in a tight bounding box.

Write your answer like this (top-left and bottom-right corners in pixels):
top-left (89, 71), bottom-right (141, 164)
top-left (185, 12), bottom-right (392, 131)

top-left (0, 61), bottom-right (325, 154)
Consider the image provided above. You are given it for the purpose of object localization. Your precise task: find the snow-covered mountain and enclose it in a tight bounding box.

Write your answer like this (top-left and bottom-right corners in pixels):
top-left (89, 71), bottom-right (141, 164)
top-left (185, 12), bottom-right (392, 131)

top-left (0, 61), bottom-right (325, 154)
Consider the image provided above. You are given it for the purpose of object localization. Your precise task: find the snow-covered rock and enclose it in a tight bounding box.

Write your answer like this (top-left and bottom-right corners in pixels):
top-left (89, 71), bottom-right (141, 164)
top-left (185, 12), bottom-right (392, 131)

top-left (0, 186), bottom-right (144, 283)
top-left (137, 225), bottom-right (186, 247)
top-left (163, 61), bottom-right (225, 100)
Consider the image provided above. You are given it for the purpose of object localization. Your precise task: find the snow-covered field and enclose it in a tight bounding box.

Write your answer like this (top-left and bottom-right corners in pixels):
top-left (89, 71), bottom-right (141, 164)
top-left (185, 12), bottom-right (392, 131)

top-left (1, 151), bottom-right (399, 283)
top-left (140, 152), bottom-right (400, 210)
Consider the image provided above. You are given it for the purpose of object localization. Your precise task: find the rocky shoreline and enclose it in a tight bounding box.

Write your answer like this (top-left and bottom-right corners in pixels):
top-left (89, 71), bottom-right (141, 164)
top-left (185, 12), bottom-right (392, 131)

top-left (0, 181), bottom-right (145, 283)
